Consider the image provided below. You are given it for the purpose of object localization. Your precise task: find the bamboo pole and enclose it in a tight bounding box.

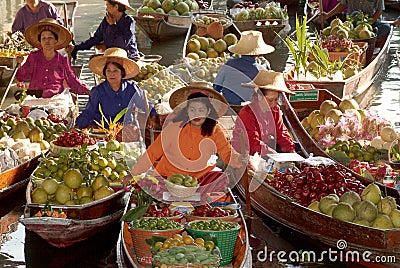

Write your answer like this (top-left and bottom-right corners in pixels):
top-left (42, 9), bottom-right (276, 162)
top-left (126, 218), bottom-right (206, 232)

top-left (0, 63), bottom-right (20, 109)
top-left (239, 131), bottom-right (252, 217)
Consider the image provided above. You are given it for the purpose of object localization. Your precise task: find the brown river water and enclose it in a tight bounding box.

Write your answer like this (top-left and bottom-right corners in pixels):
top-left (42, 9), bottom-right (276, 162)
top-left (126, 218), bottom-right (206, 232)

top-left (0, 0), bottom-right (400, 267)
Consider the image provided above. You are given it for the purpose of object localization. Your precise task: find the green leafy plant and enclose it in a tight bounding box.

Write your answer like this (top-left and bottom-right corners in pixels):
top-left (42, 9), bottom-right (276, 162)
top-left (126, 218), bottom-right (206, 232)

top-left (93, 104), bottom-right (127, 140)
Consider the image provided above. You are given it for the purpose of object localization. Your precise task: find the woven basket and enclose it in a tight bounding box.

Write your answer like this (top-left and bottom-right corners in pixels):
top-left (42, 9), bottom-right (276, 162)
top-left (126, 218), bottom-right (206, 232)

top-left (192, 13), bottom-right (233, 29)
top-left (129, 227), bottom-right (184, 265)
top-left (186, 221), bottom-right (240, 266)
top-left (142, 214), bottom-right (184, 223)
top-left (153, 260), bottom-right (220, 268)
top-left (165, 182), bottom-right (199, 198)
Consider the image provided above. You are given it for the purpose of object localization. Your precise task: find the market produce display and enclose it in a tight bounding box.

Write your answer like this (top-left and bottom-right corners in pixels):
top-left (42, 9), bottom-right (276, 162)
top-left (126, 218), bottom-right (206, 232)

top-left (185, 33), bottom-right (238, 59)
top-left (138, 0), bottom-right (204, 15)
top-left (321, 17), bottom-right (376, 40)
top-left (153, 245), bottom-right (220, 266)
top-left (132, 62), bottom-right (165, 83)
top-left (308, 183), bottom-right (400, 229)
top-left (231, 1), bottom-right (288, 21)
top-left (0, 31), bottom-right (31, 57)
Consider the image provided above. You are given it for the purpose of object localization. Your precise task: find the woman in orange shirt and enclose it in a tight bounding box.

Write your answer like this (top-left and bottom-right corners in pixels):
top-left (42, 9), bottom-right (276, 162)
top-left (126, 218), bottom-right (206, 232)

top-left (126, 84), bottom-right (247, 202)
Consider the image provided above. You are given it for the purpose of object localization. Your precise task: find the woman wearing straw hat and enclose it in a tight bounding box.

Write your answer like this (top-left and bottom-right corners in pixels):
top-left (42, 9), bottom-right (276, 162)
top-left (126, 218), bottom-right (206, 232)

top-left (231, 70), bottom-right (295, 156)
top-left (67, 0), bottom-right (140, 60)
top-left (75, 47), bottom-right (155, 130)
top-left (15, 18), bottom-right (89, 98)
top-left (213, 30), bottom-right (275, 105)
top-left (125, 84), bottom-right (248, 201)
top-left (12, 0), bottom-right (64, 34)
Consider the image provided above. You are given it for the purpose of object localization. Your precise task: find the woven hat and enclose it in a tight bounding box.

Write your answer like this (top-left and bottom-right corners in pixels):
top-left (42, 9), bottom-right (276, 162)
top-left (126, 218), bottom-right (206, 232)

top-left (24, 18), bottom-right (72, 50)
top-left (88, 47), bottom-right (139, 79)
top-left (169, 82), bottom-right (228, 117)
top-left (110, 0), bottom-right (134, 11)
top-left (242, 70), bottom-right (294, 94)
top-left (228, 30), bottom-right (275, 55)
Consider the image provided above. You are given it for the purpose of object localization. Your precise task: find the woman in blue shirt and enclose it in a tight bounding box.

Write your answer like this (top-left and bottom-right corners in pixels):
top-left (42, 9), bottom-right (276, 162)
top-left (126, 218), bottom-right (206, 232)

top-left (75, 47), bottom-right (155, 130)
top-left (213, 31), bottom-right (275, 105)
top-left (67, 0), bottom-right (140, 60)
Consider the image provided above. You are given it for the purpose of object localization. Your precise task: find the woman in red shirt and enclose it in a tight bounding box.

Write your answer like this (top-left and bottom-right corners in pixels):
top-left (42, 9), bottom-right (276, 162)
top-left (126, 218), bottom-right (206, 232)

top-left (231, 70), bottom-right (295, 157)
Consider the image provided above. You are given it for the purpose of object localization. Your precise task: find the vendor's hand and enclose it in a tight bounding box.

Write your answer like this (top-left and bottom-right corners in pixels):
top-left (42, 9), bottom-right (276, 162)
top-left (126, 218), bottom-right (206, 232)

top-left (106, 12), bottom-right (116, 25)
top-left (147, 116), bottom-right (156, 129)
top-left (85, 88), bottom-right (91, 95)
top-left (392, 19), bottom-right (400, 27)
top-left (247, 161), bottom-right (256, 171)
top-left (15, 55), bottom-right (24, 64)
top-left (65, 44), bottom-right (74, 54)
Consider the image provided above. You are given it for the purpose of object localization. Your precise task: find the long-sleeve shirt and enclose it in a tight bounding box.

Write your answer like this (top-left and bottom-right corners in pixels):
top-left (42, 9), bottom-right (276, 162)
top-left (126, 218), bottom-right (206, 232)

top-left (12, 0), bottom-right (63, 33)
top-left (213, 56), bottom-right (266, 105)
top-left (73, 13), bottom-right (139, 59)
top-left (16, 50), bottom-right (88, 98)
top-left (132, 122), bottom-right (242, 179)
top-left (231, 101), bottom-right (295, 156)
top-left (75, 80), bottom-right (155, 129)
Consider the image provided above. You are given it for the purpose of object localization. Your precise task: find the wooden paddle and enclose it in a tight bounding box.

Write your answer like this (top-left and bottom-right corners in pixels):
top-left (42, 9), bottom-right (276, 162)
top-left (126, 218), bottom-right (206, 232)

top-left (239, 131), bottom-right (252, 217)
top-left (0, 63), bottom-right (20, 109)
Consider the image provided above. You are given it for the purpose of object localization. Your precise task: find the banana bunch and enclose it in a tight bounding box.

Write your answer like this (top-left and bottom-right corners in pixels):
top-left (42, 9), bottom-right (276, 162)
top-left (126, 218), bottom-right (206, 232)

top-left (0, 31), bottom-right (31, 51)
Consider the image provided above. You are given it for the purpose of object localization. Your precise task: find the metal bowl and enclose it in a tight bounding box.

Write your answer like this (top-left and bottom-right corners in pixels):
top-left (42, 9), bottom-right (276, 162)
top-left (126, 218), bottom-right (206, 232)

top-left (141, 54), bottom-right (162, 63)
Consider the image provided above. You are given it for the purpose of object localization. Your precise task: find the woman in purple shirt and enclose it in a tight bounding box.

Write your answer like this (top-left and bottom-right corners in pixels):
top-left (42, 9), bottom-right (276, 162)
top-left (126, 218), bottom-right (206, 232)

top-left (16, 19), bottom-right (89, 98)
top-left (12, 0), bottom-right (63, 33)
top-left (67, 0), bottom-right (140, 60)
top-left (75, 48), bottom-right (156, 129)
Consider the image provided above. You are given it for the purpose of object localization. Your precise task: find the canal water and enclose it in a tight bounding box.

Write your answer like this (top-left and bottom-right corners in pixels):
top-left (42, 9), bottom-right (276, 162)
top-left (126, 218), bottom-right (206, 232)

top-left (1, 0), bottom-right (400, 267)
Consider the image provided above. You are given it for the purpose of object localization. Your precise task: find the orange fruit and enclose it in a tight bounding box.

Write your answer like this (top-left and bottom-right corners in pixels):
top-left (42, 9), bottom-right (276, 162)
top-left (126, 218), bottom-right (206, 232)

top-left (183, 235), bottom-right (194, 245)
top-left (204, 241), bottom-right (215, 250)
top-left (172, 234), bottom-right (183, 241)
top-left (194, 238), bottom-right (204, 245)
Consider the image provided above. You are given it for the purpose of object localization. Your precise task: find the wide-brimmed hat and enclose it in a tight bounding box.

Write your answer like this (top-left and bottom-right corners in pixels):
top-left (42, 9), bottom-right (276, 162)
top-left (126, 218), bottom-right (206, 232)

top-left (169, 82), bottom-right (228, 117)
top-left (228, 30), bottom-right (275, 55)
top-left (88, 47), bottom-right (139, 79)
top-left (242, 70), bottom-right (294, 94)
top-left (24, 18), bottom-right (72, 50)
top-left (109, 0), bottom-right (134, 11)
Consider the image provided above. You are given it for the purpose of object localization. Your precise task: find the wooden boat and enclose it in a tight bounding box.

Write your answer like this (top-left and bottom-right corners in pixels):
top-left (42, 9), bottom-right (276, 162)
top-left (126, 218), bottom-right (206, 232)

top-left (233, 19), bottom-right (288, 46)
top-left (385, 0), bottom-right (400, 11)
top-left (20, 181), bottom-right (128, 247)
top-left (285, 27), bottom-right (393, 99)
top-left (280, 88), bottom-right (400, 201)
top-left (116, 188), bottom-right (251, 267)
top-left (182, 20), bottom-right (241, 56)
top-left (0, 155), bottom-right (40, 200)
top-left (133, 1), bottom-right (213, 42)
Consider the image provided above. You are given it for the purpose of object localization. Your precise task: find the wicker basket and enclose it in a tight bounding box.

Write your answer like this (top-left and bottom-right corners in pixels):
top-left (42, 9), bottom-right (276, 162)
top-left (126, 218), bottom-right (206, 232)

top-left (153, 260), bottom-right (220, 268)
top-left (192, 13), bottom-right (233, 29)
top-left (165, 182), bottom-right (199, 198)
top-left (129, 227), bottom-right (184, 266)
top-left (186, 220), bottom-right (240, 266)
top-left (142, 214), bottom-right (184, 223)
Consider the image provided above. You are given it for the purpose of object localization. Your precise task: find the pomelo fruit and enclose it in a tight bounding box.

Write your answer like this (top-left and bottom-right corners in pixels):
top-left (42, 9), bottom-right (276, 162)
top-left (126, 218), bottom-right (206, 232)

top-left (32, 188), bottom-right (48, 204)
top-left (187, 39), bottom-right (201, 53)
top-left (41, 178), bottom-right (59, 195)
top-left (223, 33), bottom-right (238, 46)
top-left (213, 39), bottom-right (227, 53)
top-left (63, 168), bottom-right (83, 189)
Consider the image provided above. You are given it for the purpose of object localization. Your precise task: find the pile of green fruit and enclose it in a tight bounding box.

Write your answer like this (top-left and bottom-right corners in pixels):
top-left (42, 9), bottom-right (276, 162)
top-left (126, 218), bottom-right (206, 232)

top-left (153, 246), bottom-right (220, 266)
top-left (132, 62), bottom-right (165, 83)
top-left (138, 0), bottom-right (201, 16)
top-left (321, 17), bottom-right (376, 40)
top-left (188, 219), bottom-right (239, 231)
top-left (232, 3), bottom-right (288, 21)
top-left (130, 217), bottom-right (183, 230)
top-left (138, 69), bottom-right (185, 102)
top-left (327, 140), bottom-right (387, 163)
top-left (166, 174), bottom-right (198, 187)
top-left (185, 33), bottom-right (238, 59)
top-left (192, 14), bottom-right (232, 27)
top-left (0, 115), bottom-right (67, 143)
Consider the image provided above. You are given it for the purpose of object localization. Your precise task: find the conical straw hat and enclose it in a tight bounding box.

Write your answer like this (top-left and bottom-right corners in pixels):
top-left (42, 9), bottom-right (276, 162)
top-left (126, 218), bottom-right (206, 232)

top-left (228, 30), bottom-right (275, 55)
top-left (24, 18), bottom-right (72, 50)
top-left (113, 0), bottom-right (134, 11)
top-left (242, 70), bottom-right (294, 94)
top-left (88, 47), bottom-right (139, 79)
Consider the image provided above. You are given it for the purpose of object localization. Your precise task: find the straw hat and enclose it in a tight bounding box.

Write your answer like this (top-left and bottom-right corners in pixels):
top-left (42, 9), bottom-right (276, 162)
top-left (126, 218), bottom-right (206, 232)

top-left (169, 82), bottom-right (228, 117)
top-left (242, 70), bottom-right (294, 94)
top-left (228, 30), bottom-right (275, 55)
top-left (88, 47), bottom-right (139, 79)
top-left (111, 0), bottom-right (134, 11)
top-left (24, 18), bottom-right (72, 50)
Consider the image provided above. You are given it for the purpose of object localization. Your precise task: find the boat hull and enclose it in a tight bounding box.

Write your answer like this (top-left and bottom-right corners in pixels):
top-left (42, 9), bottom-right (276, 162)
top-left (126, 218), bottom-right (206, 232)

top-left (21, 181), bottom-right (128, 247)
top-left (0, 155), bottom-right (40, 200)
top-left (285, 28), bottom-right (393, 99)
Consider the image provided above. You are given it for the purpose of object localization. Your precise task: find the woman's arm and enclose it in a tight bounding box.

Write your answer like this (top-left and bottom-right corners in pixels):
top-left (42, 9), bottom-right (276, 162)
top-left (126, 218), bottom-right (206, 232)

top-left (16, 53), bottom-right (34, 82)
top-left (75, 87), bottom-right (101, 128)
top-left (63, 56), bottom-right (90, 95)
top-left (131, 132), bottom-right (164, 175)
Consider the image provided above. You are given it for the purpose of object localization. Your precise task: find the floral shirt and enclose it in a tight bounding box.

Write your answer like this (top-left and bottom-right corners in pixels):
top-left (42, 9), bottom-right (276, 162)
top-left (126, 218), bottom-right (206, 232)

top-left (75, 80), bottom-right (155, 129)
top-left (16, 50), bottom-right (88, 98)
top-left (12, 0), bottom-right (63, 33)
top-left (73, 13), bottom-right (139, 59)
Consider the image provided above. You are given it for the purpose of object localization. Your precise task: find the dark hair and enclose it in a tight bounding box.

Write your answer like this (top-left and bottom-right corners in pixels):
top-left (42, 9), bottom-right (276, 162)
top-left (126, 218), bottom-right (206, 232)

top-left (172, 91), bottom-right (218, 136)
top-left (38, 30), bottom-right (58, 42)
top-left (103, 61), bottom-right (126, 78)
top-left (107, 0), bottom-right (126, 12)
